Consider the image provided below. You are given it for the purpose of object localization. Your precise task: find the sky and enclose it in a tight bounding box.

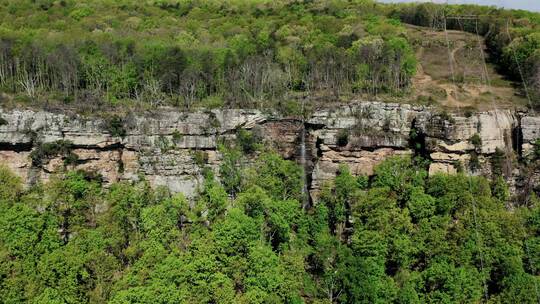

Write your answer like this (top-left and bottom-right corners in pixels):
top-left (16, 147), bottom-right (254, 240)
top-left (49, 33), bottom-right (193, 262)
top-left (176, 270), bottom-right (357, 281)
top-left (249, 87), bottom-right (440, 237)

top-left (378, 0), bottom-right (540, 12)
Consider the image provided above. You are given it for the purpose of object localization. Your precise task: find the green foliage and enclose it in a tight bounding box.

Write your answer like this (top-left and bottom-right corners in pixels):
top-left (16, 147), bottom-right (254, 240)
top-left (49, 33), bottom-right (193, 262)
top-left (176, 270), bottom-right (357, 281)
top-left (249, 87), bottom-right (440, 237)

top-left (198, 172), bottom-right (228, 222)
top-left (437, 110), bottom-right (456, 124)
top-left (248, 152), bottom-right (303, 201)
top-left (453, 160), bottom-right (464, 173)
top-left (491, 147), bottom-right (506, 177)
top-left (192, 150), bottom-right (208, 167)
top-left (171, 130), bottom-right (182, 143)
top-left (492, 176), bottom-right (510, 202)
top-left (533, 138), bottom-right (540, 160)
top-left (278, 100), bottom-right (303, 117)
top-left (0, 165), bottom-right (22, 204)
top-left (421, 260), bottom-right (483, 302)
top-left (219, 144), bottom-right (243, 198)
top-left (0, 0), bottom-right (423, 109)
top-left (69, 6), bottom-right (93, 21)
top-left (469, 133), bottom-right (482, 150)
top-left (156, 135), bottom-right (172, 152)
top-left (319, 165), bottom-right (360, 239)
top-left (236, 128), bottom-right (260, 155)
top-left (200, 95), bottom-right (224, 109)
top-left (105, 116), bottom-right (126, 138)
top-left (30, 140), bottom-right (77, 166)
top-left (350, 33), bottom-right (417, 94)
top-left (469, 151), bottom-right (481, 172)
top-left (1, 136), bottom-right (540, 302)
top-left (337, 129), bottom-right (349, 147)
top-left (372, 156), bottom-right (426, 199)
top-left (407, 186), bottom-right (436, 222)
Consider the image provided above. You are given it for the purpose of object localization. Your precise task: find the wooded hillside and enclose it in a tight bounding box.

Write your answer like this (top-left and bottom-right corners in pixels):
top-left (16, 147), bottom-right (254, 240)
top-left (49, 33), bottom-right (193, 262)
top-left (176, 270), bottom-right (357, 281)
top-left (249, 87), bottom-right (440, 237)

top-left (0, 0), bottom-right (539, 111)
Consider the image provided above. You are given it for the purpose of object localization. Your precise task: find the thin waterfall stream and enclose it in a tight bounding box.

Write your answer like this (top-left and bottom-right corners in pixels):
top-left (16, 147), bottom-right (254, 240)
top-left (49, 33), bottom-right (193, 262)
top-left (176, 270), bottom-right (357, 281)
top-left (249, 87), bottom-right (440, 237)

top-left (300, 99), bottom-right (309, 209)
top-left (300, 124), bottom-right (309, 209)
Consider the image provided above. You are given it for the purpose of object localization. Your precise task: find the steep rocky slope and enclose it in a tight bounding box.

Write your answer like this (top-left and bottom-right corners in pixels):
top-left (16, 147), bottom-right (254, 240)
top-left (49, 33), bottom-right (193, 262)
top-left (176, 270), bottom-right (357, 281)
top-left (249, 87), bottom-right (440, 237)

top-left (0, 102), bottom-right (538, 202)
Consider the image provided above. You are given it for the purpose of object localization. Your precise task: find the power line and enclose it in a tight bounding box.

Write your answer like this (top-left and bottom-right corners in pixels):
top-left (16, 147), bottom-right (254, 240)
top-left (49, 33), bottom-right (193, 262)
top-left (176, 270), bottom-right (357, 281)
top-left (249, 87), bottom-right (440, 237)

top-left (445, 12), bottom-right (497, 302)
top-left (441, 8), bottom-right (539, 302)
top-left (504, 19), bottom-right (540, 303)
top-left (446, 15), bottom-right (515, 21)
top-left (443, 7), bottom-right (489, 301)
top-left (505, 19), bottom-right (535, 112)
top-left (468, 177), bottom-right (489, 301)
top-left (443, 10), bottom-right (459, 105)
top-left (470, 15), bottom-right (540, 304)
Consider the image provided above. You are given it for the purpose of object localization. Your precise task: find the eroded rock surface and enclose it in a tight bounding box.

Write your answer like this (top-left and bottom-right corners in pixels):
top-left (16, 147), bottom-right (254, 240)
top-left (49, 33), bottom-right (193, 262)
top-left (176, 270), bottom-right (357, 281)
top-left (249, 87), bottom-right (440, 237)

top-left (0, 102), bottom-right (537, 201)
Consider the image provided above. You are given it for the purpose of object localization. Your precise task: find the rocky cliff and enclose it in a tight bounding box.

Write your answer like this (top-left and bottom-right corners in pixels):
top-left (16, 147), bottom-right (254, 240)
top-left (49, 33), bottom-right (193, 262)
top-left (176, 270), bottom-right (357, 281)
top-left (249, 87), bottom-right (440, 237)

top-left (0, 102), bottom-right (538, 202)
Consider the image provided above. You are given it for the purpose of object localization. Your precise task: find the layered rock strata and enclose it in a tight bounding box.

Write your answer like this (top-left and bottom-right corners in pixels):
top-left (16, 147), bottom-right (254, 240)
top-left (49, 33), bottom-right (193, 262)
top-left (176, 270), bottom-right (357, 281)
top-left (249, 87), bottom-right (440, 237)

top-left (0, 102), bottom-right (537, 201)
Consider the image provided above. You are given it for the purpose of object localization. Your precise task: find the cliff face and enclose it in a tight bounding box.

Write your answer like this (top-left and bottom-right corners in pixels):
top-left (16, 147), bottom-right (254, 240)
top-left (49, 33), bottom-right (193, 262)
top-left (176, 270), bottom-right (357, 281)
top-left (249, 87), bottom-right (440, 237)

top-left (0, 102), bottom-right (538, 201)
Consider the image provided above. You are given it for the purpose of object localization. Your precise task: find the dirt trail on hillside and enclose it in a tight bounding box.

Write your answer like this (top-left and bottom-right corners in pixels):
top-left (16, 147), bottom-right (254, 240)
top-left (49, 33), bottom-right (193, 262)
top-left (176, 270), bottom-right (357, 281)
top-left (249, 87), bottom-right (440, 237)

top-left (413, 44), bottom-right (470, 109)
top-left (408, 25), bottom-right (525, 111)
top-left (412, 48), bottom-right (433, 86)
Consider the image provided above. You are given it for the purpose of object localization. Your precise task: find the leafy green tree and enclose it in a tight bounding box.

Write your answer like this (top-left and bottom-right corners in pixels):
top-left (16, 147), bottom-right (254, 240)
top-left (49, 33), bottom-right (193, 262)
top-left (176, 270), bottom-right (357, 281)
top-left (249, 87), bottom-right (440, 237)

top-left (407, 186), bottom-right (436, 222)
top-left (497, 272), bottom-right (540, 304)
top-left (36, 245), bottom-right (90, 304)
top-left (421, 260), bottom-right (483, 303)
top-left (243, 244), bottom-right (289, 303)
top-left (373, 156), bottom-right (427, 201)
top-left (219, 144), bottom-right (244, 197)
top-left (197, 171), bottom-right (229, 222)
top-left (319, 165), bottom-right (361, 239)
top-left (342, 229), bottom-right (398, 303)
top-left (247, 152), bottom-right (303, 201)
top-left (492, 176), bottom-right (510, 202)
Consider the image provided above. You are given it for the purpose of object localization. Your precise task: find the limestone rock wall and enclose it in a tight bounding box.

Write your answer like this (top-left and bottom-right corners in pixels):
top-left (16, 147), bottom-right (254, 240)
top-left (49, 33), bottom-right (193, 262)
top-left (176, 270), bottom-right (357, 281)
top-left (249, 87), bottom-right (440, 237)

top-left (0, 102), bottom-right (538, 201)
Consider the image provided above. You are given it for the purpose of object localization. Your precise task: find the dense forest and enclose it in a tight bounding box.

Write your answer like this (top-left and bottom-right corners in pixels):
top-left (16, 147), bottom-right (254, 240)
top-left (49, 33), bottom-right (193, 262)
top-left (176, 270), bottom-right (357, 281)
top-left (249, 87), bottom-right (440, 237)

top-left (0, 148), bottom-right (539, 303)
top-left (0, 0), bottom-right (540, 110)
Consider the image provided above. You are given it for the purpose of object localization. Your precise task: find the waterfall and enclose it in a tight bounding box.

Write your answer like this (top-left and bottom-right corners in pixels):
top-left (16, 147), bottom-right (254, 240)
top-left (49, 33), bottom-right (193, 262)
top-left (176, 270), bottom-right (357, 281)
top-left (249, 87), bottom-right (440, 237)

top-left (300, 125), bottom-right (309, 208)
top-left (300, 99), bottom-right (309, 209)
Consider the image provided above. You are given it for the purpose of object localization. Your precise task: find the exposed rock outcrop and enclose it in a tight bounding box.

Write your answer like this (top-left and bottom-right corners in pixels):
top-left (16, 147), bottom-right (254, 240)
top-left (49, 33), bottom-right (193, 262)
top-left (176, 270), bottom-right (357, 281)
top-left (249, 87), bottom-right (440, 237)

top-left (0, 102), bottom-right (538, 202)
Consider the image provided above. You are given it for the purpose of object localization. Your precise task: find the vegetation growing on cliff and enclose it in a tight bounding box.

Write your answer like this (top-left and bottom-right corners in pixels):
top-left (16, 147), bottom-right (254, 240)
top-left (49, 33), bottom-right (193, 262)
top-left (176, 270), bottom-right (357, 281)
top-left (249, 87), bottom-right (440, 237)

top-left (1, 0), bottom-right (539, 111)
top-left (0, 153), bottom-right (538, 303)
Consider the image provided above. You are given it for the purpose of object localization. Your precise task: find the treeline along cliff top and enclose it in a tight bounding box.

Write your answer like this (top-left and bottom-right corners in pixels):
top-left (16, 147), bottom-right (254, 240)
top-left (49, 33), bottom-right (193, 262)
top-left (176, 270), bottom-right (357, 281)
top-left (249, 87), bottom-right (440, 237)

top-left (1, 0), bottom-right (540, 113)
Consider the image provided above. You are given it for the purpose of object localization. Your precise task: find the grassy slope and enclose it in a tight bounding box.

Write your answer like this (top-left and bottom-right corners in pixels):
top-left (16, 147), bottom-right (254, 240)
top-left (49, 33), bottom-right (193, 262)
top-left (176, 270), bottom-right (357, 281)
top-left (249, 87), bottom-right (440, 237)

top-left (407, 24), bottom-right (528, 111)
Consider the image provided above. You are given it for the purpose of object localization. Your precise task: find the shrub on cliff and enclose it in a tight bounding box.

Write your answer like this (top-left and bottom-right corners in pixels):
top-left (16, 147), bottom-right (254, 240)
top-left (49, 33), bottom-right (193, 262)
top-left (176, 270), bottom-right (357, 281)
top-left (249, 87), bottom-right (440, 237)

top-left (236, 129), bottom-right (260, 155)
top-left (219, 144), bottom-right (243, 198)
top-left (0, 165), bottom-right (22, 204)
top-left (491, 148), bottom-right (506, 177)
top-left (336, 129), bottom-right (349, 147)
top-left (469, 133), bottom-right (482, 151)
top-left (105, 116), bottom-right (126, 138)
top-left (534, 139), bottom-right (540, 160)
top-left (30, 140), bottom-right (77, 167)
